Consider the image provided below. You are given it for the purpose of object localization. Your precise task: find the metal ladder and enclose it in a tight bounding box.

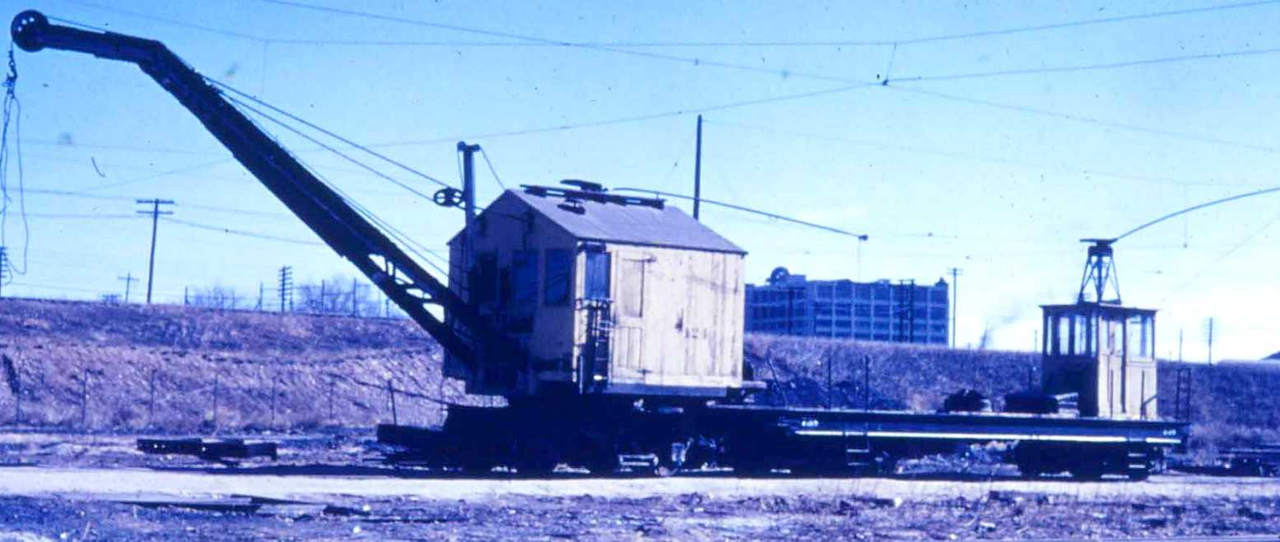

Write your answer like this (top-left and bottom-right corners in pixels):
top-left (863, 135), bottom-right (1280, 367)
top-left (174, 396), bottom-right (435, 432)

top-left (844, 426), bottom-right (874, 471)
top-left (1125, 441), bottom-right (1152, 480)
top-left (1173, 368), bottom-right (1192, 422)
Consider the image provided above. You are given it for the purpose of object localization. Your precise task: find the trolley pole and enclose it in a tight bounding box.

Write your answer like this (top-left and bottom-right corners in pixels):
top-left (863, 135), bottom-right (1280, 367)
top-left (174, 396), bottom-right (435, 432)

top-left (136, 199), bottom-right (174, 304)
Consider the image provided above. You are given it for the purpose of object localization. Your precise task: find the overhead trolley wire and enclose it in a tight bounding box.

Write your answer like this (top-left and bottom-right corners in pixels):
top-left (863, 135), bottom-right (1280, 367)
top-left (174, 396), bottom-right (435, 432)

top-left (891, 45), bottom-right (1280, 84)
top-left (72, 0), bottom-right (1280, 50)
top-left (883, 85), bottom-right (1280, 156)
top-left (708, 119), bottom-right (1248, 188)
top-left (367, 82), bottom-right (879, 149)
top-left (611, 187), bottom-right (867, 240)
top-left (43, 8), bottom-right (1280, 163)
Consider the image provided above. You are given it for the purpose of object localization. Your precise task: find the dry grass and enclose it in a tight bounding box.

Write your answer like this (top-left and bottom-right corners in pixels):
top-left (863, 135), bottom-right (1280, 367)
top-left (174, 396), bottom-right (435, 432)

top-left (744, 333), bottom-right (1280, 453)
top-left (0, 299), bottom-right (463, 433)
top-left (0, 299), bottom-right (1275, 453)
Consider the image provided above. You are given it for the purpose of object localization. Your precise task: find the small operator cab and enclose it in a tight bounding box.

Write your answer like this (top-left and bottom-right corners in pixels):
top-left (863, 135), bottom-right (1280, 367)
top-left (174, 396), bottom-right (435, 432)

top-left (1041, 303), bottom-right (1157, 419)
top-left (445, 182), bottom-right (748, 399)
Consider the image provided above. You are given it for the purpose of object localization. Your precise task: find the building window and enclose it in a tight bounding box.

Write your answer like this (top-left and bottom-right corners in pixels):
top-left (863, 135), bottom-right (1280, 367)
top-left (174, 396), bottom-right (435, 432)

top-left (512, 250), bottom-right (538, 308)
top-left (470, 253), bottom-right (498, 305)
top-left (543, 249), bottom-right (572, 306)
top-left (618, 258), bottom-right (647, 318)
top-left (585, 250), bottom-right (610, 300)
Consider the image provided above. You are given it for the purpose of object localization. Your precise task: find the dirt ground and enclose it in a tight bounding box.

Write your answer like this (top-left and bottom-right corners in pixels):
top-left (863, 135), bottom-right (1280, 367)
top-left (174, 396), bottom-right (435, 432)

top-left (0, 432), bottom-right (1279, 541)
top-left (1, 486), bottom-right (1279, 541)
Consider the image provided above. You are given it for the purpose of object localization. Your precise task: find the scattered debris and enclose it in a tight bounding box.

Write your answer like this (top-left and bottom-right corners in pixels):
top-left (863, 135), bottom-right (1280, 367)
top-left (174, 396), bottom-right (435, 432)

top-left (137, 438), bottom-right (278, 463)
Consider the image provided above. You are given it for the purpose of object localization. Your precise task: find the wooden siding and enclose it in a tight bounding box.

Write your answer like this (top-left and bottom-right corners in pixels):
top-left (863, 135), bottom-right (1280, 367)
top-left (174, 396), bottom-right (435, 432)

top-left (448, 191), bottom-right (746, 396)
top-left (589, 244), bottom-right (744, 390)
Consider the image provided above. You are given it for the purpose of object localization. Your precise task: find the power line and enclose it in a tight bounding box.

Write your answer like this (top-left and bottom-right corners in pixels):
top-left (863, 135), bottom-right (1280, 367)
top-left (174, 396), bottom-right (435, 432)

top-left (708, 119), bottom-right (1244, 188)
top-left (63, 0), bottom-right (263, 40)
top-left (245, 0), bottom-right (862, 84)
top-left (72, 0), bottom-right (1280, 50)
top-left (25, 212), bottom-right (138, 219)
top-left (162, 216), bottom-right (323, 246)
top-left (22, 138), bottom-right (220, 156)
top-left (884, 85), bottom-right (1280, 156)
top-left (367, 82), bottom-right (878, 149)
top-left (611, 187), bottom-right (867, 240)
top-left (892, 45), bottom-right (1280, 84)
top-left (1157, 209), bottom-right (1280, 305)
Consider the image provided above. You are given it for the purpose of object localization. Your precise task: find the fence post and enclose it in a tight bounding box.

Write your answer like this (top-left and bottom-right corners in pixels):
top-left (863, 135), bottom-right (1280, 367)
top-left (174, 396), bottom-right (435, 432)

top-left (825, 353), bottom-right (833, 409)
top-left (6, 355), bottom-right (21, 425)
top-left (269, 372), bottom-right (277, 430)
top-left (79, 367), bottom-right (88, 431)
top-left (387, 379), bottom-right (398, 426)
top-left (863, 355), bottom-right (870, 410)
top-left (327, 376), bottom-right (335, 423)
top-left (148, 368), bottom-right (157, 428)
top-left (212, 371), bottom-right (219, 432)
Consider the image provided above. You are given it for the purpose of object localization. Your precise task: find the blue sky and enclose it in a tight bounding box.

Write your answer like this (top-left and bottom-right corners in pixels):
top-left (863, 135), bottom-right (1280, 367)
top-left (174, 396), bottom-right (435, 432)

top-left (3, 0), bottom-right (1280, 360)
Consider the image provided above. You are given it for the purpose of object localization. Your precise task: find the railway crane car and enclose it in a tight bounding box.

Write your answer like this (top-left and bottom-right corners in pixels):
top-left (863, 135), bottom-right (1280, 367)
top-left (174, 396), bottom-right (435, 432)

top-left (11, 10), bottom-right (1186, 480)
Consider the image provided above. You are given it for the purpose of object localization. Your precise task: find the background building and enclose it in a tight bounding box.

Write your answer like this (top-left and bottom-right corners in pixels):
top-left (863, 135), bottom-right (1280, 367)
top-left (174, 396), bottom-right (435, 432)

top-left (745, 267), bottom-right (949, 345)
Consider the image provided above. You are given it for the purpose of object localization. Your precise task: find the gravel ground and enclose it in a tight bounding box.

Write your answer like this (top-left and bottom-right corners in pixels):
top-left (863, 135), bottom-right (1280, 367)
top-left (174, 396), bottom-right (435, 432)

top-left (2, 491), bottom-right (1280, 541)
top-left (1, 431), bottom-right (1278, 540)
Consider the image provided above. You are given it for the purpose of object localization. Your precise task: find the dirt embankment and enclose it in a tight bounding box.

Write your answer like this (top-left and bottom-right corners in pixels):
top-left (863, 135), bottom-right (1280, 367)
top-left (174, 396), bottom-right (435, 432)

top-left (0, 298), bottom-right (1276, 452)
top-left (0, 298), bottom-right (454, 433)
top-left (746, 334), bottom-right (1280, 454)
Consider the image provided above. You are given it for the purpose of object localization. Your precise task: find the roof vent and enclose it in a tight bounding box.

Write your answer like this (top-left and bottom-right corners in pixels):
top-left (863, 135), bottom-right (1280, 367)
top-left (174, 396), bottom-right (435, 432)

top-left (561, 179), bottom-right (605, 192)
top-left (521, 184), bottom-right (665, 210)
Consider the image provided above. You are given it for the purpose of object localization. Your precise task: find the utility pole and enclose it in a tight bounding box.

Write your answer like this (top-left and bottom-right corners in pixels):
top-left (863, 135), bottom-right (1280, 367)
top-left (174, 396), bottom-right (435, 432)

top-left (693, 114), bottom-right (703, 221)
top-left (278, 266), bottom-right (293, 312)
top-left (117, 273), bottom-right (139, 303)
top-left (949, 267), bottom-right (962, 349)
top-left (457, 142), bottom-right (480, 280)
top-left (1207, 317), bottom-right (1215, 365)
top-left (136, 199), bottom-right (174, 304)
top-left (351, 277), bottom-right (360, 316)
top-left (0, 246), bottom-right (9, 298)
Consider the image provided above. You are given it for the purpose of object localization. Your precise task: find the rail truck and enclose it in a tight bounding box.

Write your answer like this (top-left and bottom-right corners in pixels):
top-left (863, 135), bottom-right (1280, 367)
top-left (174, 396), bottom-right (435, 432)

top-left (11, 10), bottom-right (1185, 479)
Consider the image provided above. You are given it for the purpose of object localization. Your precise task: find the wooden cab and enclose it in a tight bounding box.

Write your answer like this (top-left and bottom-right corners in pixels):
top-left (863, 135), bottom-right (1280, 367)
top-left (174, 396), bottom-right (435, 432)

top-left (445, 184), bottom-right (747, 399)
top-left (1041, 303), bottom-right (1158, 419)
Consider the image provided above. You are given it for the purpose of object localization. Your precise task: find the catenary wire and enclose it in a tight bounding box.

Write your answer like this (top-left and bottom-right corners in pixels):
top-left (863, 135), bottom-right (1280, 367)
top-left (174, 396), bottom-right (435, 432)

top-left (611, 187), bottom-right (867, 239)
top-left (883, 85), bottom-right (1280, 156)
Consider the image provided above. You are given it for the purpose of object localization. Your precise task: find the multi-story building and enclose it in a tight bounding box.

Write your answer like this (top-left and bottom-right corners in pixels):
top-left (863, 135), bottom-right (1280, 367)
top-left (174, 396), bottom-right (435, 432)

top-left (745, 267), bottom-right (949, 345)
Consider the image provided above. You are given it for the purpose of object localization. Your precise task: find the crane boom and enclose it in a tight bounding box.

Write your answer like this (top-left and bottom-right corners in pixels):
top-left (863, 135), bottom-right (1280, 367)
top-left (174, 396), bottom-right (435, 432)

top-left (10, 10), bottom-right (519, 376)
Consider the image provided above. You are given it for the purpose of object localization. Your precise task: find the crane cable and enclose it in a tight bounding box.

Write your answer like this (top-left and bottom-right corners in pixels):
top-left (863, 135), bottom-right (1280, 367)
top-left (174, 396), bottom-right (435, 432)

top-left (207, 77), bottom-right (453, 191)
top-left (0, 43), bottom-right (29, 280)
